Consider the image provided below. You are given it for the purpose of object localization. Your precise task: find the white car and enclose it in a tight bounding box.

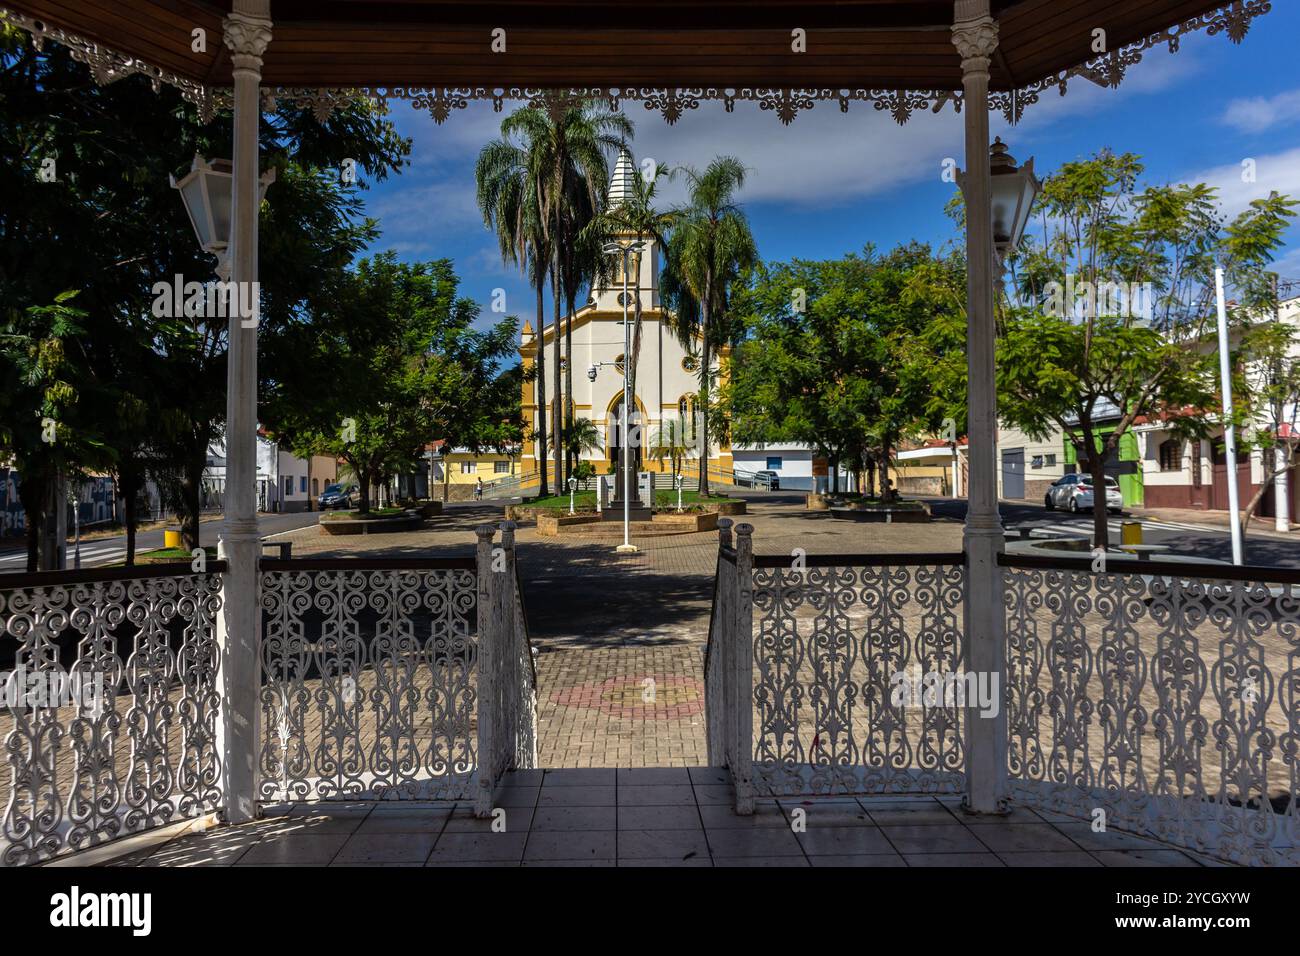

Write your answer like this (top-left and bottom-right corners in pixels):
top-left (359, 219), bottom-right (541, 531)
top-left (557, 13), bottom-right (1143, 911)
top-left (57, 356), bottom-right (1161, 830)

top-left (1044, 474), bottom-right (1123, 514)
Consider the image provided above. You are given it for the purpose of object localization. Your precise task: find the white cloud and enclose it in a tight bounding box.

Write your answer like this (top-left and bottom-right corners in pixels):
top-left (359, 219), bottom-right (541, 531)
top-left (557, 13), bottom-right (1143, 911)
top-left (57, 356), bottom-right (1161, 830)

top-left (1220, 88), bottom-right (1300, 134)
top-left (1181, 147), bottom-right (1300, 219)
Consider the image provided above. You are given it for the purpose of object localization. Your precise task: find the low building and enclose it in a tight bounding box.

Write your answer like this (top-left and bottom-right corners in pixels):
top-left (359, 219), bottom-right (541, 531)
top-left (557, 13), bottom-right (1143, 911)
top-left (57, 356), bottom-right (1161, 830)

top-left (731, 442), bottom-right (856, 492)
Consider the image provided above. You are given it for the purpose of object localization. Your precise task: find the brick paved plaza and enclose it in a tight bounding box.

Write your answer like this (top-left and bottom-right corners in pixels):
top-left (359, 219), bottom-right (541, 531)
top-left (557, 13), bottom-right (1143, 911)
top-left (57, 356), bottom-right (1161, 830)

top-left (272, 491), bottom-right (964, 768)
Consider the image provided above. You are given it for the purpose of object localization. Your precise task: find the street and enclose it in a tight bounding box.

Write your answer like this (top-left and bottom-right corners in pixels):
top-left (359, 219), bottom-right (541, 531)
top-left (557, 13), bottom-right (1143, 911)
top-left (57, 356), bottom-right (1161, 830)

top-left (0, 512), bottom-right (321, 573)
top-left (923, 497), bottom-right (1300, 568)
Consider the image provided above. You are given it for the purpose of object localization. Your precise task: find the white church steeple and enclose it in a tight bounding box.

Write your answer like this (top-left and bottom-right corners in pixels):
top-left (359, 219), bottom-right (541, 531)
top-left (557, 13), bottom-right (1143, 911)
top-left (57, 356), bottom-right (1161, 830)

top-left (607, 146), bottom-right (637, 210)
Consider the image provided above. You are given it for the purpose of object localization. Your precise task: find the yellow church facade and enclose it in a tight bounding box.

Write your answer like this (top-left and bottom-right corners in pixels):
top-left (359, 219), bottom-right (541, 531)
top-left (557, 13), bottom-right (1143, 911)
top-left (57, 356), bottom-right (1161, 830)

top-left (517, 150), bottom-right (733, 489)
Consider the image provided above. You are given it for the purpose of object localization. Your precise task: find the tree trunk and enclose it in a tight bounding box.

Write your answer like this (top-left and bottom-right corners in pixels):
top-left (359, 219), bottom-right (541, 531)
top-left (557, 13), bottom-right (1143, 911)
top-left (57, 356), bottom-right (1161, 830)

top-left (1080, 419), bottom-right (1109, 549)
top-left (565, 290), bottom-right (577, 483)
top-left (180, 452), bottom-right (203, 551)
top-left (120, 467), bottom-right (141, 567)
top-left (356, 461), bottom-right (371, 514)
top-left (19, 473), bottom-right (43, 573)
top-left (831, 456), bottom-right (840, 494)
top-left (552, 243), bottom-right (563, 495)
top-left (698, 275), bottom-right (712, 498)
top-left (534, 281), bottom-right (549, 498)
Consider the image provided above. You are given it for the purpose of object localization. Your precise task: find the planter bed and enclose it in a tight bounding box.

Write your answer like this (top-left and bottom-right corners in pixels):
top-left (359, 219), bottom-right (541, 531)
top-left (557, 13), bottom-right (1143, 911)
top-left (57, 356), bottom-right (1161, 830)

top-left (319, 511), bottom-right (424, 535)
top-left (538, 510), bottom-right (720, 537)
top-left (828, 502), bottom-right (931, 523)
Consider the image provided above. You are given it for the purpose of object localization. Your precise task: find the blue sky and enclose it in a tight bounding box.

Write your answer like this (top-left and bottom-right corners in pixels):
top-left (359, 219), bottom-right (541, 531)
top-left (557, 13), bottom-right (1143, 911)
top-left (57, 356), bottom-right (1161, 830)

top-left (359, 4), bottom-right (1300, 330)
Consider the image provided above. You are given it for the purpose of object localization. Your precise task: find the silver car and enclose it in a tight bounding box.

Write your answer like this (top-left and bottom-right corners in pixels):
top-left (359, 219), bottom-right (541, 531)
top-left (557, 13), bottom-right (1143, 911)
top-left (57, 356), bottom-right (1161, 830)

top-left (1044, 474), bottom-right (1123, 514)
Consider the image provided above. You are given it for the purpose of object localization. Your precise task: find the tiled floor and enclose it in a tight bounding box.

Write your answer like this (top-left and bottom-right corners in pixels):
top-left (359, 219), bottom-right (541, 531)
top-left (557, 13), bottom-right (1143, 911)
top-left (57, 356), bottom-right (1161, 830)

top-left (102, 768), bottom-right (1216, 867)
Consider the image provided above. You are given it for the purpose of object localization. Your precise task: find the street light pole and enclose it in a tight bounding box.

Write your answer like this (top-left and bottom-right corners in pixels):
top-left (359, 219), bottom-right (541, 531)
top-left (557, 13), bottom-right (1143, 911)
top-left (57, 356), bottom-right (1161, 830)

top-left (603, 238), bottom-right (645, 553)
top-left (1215, 265), bottom-right (1245, 565)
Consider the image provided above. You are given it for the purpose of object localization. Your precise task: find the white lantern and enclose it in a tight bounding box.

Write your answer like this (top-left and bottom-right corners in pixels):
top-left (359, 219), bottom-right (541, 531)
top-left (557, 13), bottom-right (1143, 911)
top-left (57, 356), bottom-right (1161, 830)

top-left (171, 155), bottom-right (275, 274)
top-left (988, 137), bottom-right (1041, 258)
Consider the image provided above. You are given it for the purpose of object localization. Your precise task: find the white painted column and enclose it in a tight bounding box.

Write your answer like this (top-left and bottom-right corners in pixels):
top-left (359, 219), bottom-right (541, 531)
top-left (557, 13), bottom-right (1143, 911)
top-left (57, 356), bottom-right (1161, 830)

top-left (1275, 446), bottom-right (1290, 532)
top-left (952, 0), bottom-right (1008, 814)
top-left (216, 1), bottom-right (271, 824)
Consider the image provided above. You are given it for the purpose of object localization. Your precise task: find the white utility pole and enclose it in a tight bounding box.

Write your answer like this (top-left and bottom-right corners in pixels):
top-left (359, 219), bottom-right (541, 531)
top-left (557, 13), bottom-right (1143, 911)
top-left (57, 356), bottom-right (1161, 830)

top-left (1273, 275), bottom-right (1291, 532)
top-left (1215, 266), bottom-right (1245, 564)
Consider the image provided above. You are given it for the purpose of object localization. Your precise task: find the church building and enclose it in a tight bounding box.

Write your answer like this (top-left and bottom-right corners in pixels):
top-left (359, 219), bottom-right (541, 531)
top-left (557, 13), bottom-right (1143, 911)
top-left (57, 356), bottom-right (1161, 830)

top-left (519, 148), bottom-right (733, 486)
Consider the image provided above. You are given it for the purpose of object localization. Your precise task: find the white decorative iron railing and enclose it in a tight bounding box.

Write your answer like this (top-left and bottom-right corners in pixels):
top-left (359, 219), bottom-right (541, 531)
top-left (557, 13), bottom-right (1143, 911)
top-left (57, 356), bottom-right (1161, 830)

top-left (706, 523), bottom-right (967, 808)
top-left (1001, 553), bottom-right (1300, 867)
top-left (1, 563), bottom-right (226, 866)
top-left (257, 523), bottom-right (536, 815)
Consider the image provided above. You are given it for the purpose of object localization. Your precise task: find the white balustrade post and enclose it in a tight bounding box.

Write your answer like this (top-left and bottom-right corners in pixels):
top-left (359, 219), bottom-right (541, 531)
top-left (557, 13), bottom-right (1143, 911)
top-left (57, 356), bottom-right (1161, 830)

top-left (732, 523), bottom-right (755, 814)
top-left (498, 519), bottom-right (521, 768)
top-left (953, 0), bottom-right (1009, 814)
top-left (215, 1), bottom-right (271, 825)
top-left (474, 524), bottom-right (498, 817)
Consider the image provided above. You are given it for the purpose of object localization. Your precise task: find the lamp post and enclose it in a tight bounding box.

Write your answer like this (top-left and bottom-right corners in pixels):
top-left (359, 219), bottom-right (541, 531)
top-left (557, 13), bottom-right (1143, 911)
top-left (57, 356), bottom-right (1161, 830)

top-left (675, 472), bottom-right (684, 513)
top-left (601, 238), bottom-right (646, 553)
top-left (172, 155), bottom-right (275, 283)
top-left (568, 476), bottom-right (577, 516)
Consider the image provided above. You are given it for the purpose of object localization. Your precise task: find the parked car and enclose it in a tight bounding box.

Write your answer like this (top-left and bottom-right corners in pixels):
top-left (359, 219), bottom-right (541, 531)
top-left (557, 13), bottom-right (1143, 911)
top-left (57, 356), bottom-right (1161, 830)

top-left (318, 482), bottom-right (358, 510)
top-left (753, 470), bottom-right (780, 490)
top-left (1044, 473), bottom-right (1123, 514)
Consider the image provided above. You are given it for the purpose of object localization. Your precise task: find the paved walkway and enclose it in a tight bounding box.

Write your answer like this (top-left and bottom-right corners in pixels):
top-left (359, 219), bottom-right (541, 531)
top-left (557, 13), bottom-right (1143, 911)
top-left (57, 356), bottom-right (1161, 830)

top-left (267, 491), bottom-right (964, 767)
top-left (100, 768), bottom-right (1214, 867)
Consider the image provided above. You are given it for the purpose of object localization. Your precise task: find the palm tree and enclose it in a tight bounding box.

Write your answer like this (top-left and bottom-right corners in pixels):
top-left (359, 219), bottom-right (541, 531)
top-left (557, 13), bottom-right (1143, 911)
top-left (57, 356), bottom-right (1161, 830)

top-left (476, 119), bottom-right (553, 496)
top-left (593, 154), bottom-right (677, 423)
top-left (563, 416), bottom-right (602, 463)
top-left (498, 101), bottom-right (633, 493)
top-left (649, 416), bottom-right (693, 485)
top-left (662, 156), bottom-right (758, 496)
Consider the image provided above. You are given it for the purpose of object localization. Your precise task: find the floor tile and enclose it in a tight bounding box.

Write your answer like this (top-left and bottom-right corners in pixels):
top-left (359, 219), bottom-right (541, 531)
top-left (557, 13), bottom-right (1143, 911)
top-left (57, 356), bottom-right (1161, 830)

top-left (904, 853), bottom-right (1005, 867)
top-left (334, 832), bottom-right (438, 864)
top-left (1092, 849), bottom-right (1202, 867)
top-left (688, 767), bottom-right (730, 786)
top-left (543, 769), bottom-right (616, 786)
top-left (865, 803), bottom-right (961, 827)
top-left (539, 786), bottom-right (617, 807)
top-left (714, 856), bottom-right (809, 867)
top-left (428, 832), bottom-right (528, 863)
top-left (523, 830), bottom-right (616, 862)
top-left (1053, 822), bottom-right (1167, 851)
top-left (618, 856), bottom-right (712, 867)
top-left (617, 785), bottom-right (696, 806)
top-left (236, 834), bottom-right (350, 865)
top-left (501, 769), bottom-right (545, 787)
top-left (617, 828), bottom-right (710, 861)
top-left (780, 799), bottom-right (872, 826)
top-left (969, 824), bottom-right (1081, 853)
top-left (531, 806), bottom-right (617, 831)
top-left (354, 809), bottom-right (453, 834)
top-left (807, 854), bottom-right (908, 867)
top-left (618, 805), bottom-right (702, 830)
top-left (880, 824), bottom-right (986, 855)
top-left (796, 826), bottom-right (895, 856)
top-left (617, 768), bottom-right (691, 785)
top-left (997, 851), bottom-right (1102, 867)
top-left (692, 785), bottom-right (736, 806)
top-left (491, 787), bottom-right (541, 809)
top-left (705, 827), bottom-right (804, 858)
top-left (698, 803), bottom-right (790, 829)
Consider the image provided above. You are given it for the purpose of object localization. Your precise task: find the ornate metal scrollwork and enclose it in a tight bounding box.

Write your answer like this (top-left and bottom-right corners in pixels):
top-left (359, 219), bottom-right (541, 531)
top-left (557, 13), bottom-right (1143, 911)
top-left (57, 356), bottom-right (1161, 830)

top-left (1, 571), bottom-right (224, 866)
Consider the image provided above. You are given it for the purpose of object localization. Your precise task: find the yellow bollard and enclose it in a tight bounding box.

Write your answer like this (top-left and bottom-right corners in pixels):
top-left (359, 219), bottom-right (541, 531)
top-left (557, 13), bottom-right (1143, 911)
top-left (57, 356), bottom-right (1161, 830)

top-left (164, 529), bottom-right (182, 549)
top-left (1121, 521), bottom-right (1142, 546)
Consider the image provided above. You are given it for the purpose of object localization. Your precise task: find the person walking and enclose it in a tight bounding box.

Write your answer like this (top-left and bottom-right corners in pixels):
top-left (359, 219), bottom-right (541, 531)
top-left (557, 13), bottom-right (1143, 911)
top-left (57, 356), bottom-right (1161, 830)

top-left (474, 477), bottom-right (484, 501)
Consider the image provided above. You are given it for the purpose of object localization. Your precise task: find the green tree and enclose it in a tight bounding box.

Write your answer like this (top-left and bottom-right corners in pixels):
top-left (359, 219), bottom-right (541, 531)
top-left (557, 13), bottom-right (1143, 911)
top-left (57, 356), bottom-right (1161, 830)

top-left (994, 150), bottom-right (1297, 547)
top-left (662, 157), bottom-right (758, 495)
top-left (262, 255), bottom-right (519, 513)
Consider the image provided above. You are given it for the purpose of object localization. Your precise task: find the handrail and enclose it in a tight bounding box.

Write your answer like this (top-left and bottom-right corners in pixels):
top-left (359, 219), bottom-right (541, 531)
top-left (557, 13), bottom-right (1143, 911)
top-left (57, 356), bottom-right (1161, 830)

top-left (999, 551), bottom-right (1300, 585)
top-left (0, 560), bottom-right (228, 588)
top-left (260, 555), bottom-right (476, 571)
top-left (751, 551), bottom-right (966, 569)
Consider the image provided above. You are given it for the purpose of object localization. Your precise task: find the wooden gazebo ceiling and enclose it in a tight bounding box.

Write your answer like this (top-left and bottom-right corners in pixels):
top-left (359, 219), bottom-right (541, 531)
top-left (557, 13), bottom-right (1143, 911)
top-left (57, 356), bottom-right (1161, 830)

top-left (0, 0), bottom-right (1271, 91)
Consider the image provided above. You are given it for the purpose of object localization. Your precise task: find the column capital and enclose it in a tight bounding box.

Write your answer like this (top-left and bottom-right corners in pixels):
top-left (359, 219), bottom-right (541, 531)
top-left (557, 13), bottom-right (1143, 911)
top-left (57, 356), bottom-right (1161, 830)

top-left (951, 12), bottom-right (998, 76)
top-left (223, 12), bottom-right (272, 73)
